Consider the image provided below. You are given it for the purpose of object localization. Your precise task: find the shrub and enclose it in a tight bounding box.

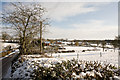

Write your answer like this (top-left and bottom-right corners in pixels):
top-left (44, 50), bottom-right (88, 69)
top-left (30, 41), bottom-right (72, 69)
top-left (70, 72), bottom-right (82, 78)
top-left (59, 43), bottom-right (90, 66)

top-left (33, 59), bottom-right (119, 80)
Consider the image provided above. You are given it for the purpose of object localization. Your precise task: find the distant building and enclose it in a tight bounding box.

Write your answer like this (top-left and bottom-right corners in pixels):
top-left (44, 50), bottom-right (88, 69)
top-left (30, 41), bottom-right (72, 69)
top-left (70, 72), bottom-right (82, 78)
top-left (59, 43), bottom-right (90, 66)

top-left (43, 41), bottom-right (50, 46)
top-left (55, 41), bottom-right (62, 44)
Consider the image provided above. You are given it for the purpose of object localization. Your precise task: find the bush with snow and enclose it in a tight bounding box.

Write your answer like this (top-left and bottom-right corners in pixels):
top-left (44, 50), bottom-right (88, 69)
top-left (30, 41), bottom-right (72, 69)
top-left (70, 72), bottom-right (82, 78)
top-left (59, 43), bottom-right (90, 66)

top-left (33, 59), bottom-right (119, 80)
top-left (11, 56), bottom-right (119, 80)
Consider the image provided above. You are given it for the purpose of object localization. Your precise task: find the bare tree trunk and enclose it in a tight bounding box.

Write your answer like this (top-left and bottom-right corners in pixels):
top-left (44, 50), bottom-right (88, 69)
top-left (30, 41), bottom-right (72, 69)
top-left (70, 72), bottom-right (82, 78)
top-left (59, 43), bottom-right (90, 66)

top-left (103, 47), bottom-right (104, 52)
top-left (22, 40), bottom-right (26, 54)
top-left (40, 21), bottom-right (42, 54)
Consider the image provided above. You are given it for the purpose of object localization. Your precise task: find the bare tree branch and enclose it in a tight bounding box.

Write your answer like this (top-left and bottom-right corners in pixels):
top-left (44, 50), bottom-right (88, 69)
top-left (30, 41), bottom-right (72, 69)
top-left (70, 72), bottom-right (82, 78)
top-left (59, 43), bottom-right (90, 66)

top-left (2, 2), bottom-right (49, 54)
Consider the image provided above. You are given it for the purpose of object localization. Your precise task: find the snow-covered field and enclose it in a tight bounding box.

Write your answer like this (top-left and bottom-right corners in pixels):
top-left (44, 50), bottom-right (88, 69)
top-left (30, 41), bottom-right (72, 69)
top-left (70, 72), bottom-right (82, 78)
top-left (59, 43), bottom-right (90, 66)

top-left (10, 46), bottom-right (119, 79)
top-left (0, 42), bottom-right (19, 52)
top-left (1, 43), bottom-right (19, 49)
top-left (51, 46), bottom-right (118, 66)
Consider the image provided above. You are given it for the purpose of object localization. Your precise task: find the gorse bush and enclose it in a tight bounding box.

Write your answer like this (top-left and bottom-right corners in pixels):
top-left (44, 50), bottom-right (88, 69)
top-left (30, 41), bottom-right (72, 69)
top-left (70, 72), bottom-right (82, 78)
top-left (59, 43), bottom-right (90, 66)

top-left (11, 55), bottom-right (119, 79)
top-left (32, 59), bottom-right (119, 80)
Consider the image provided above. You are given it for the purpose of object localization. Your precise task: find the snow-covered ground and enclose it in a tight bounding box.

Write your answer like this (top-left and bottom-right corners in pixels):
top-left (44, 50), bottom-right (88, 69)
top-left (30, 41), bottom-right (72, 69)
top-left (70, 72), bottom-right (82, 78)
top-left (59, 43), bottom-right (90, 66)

top-left (10, 46), bottom-right (119, 79)
top-left (1, 43), bottom-right (19, 49)
top-left (0, 42), bottom-right (19, 52)
top-left (11, 54), bottom-right (120, 79)
top-left (51, 46), bottom-right (118, 66)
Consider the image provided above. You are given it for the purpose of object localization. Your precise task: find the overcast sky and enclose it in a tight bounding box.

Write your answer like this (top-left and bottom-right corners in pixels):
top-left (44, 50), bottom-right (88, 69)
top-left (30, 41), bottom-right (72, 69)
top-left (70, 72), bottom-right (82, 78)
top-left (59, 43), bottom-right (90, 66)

top-left (1, 1), bottom-right (118, 40)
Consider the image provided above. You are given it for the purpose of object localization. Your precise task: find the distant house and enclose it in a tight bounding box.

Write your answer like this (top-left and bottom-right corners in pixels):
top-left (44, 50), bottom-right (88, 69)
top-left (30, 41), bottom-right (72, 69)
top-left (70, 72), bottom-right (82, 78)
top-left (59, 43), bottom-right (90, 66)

top-left (78, 42), bottom-right (82, 46)
top-left (44, 41), bottom-right (50, 46)
top-left (55, 41), bottom-right (62, 44)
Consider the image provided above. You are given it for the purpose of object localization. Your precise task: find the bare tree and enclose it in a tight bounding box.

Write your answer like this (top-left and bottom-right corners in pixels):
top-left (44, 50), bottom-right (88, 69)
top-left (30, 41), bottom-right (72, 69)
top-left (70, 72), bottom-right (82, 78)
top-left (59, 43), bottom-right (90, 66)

top-left (75, 41), bottom-right (79, 46)
top-left (2, 2), bottom-right (49, 54)
top-left (101, 41), bottom-right (106, 52)
top-left (111, 40), bottom-right (118, 52)
top-left (115, 35), bottom-right (120, 40)
top-left (2, 32), bottom-right (11, 42)
top-left (111, 36), bottom-right (119, 52)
